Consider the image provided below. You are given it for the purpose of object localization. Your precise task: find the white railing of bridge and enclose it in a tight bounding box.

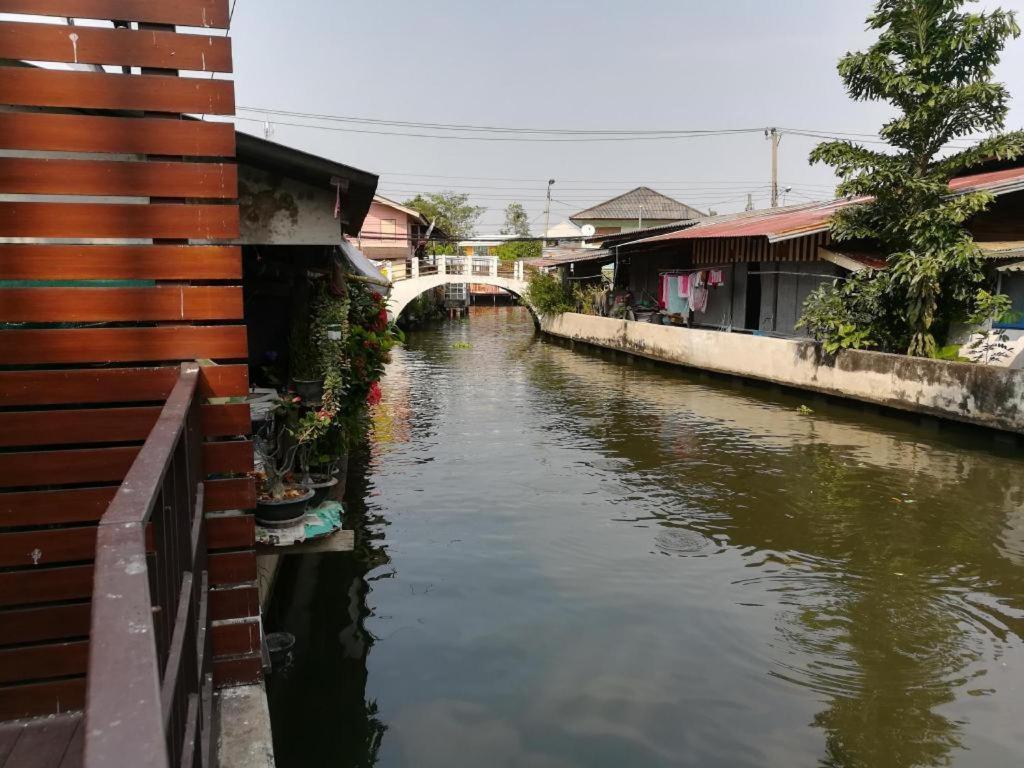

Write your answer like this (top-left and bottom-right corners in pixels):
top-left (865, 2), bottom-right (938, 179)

top-left (383, 256), bottom-right (526, 283)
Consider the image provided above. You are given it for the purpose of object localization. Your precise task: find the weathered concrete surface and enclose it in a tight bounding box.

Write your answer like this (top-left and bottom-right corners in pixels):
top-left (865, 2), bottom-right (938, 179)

top-left (216, 683), bottom-right (276, 768)
top-left (541, 313), bottom-right (1024, 433)
top-left (237, 165), bottom-right (340, 245)
top-left (388, 274), bottom-right (530, 319)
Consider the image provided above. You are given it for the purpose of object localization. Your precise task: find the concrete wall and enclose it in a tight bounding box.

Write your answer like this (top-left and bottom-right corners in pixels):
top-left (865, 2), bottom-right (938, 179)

top-left (541, 312), bottom-right (1024, 433)
top-left (237, 165), bottom-right (340, 245)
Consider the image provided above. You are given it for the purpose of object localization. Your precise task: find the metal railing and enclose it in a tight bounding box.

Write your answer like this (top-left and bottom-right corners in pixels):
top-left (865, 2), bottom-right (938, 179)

top-left (85, 363), bottom-right (214, 768)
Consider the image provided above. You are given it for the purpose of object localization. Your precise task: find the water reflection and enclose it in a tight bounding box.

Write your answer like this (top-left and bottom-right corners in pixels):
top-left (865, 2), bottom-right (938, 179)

top-left (269, 307), bottom-right (1024, 767)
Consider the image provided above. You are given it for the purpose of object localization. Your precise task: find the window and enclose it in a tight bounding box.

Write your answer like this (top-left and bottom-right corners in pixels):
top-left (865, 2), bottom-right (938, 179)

top-left (380, 219), bottom-right (397, 239)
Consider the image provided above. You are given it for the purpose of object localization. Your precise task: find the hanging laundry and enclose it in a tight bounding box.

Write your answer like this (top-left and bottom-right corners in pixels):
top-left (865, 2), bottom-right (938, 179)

top-left (677, 273), bottom-right (690, 297)
top-left (689, 272), bottom-right (710, 313)
top-left (708, 269), bottom-right (725, 286)
top-left (666, 276), bottom-right (689, 315)
top-left (659, 274), bottom-right (669, 309)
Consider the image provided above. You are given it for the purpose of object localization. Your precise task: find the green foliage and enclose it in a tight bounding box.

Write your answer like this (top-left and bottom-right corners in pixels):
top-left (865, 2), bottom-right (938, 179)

top-left (404, 191), bottom-right (485, 254)
top-left (963, 288), bottom-right (1021, 362)
top-left (803, 0), bottom-right (1024, 357)
top-left (524, 270), bottom-right (575, 315)
top-left (494, 240), bottom-right (542, 262)
top-left (500, 202), bottom-right (531, 237)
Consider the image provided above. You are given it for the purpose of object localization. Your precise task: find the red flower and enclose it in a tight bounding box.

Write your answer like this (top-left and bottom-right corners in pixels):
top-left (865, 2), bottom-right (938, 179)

top-left (367, 381), bottom-right (382, 406)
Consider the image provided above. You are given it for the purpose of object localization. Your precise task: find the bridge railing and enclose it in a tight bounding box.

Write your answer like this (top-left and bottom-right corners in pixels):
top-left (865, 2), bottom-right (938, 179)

top-left (388, 256), bottom-right (526, 282)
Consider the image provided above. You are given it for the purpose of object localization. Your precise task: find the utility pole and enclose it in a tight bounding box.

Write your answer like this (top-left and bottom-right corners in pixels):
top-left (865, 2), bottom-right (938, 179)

top-left (767, 127), bottom-right (780, 208)
top-left (544, 179), bottom-right (555, 247)
top-left (638, 204), bottom-right (644, 230)
top-left (745, 193), bottom-right (754, 212)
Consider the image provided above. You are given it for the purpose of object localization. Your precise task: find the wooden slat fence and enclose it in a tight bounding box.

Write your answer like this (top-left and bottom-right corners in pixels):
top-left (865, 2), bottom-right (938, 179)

top-left (0, 0), bottom-right (261, 739)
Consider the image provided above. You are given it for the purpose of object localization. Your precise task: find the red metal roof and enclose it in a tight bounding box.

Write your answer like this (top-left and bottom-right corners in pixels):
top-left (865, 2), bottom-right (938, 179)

top-left (634, 164), bottom-right (1024, 246)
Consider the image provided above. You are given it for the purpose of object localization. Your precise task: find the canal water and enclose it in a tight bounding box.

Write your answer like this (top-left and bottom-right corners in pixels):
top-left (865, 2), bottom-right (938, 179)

top-left (267, 306), bottom-right (1024, 768)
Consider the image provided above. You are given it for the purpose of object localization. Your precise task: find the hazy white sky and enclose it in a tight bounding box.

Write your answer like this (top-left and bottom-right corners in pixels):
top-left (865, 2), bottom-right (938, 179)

top-left (230, 0), bottom-right (1024, 233)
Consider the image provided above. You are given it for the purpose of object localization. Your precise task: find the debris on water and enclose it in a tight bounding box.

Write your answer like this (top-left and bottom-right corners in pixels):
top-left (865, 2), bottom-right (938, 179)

top-left (452, 342), bottom-right (472, 349)
top-left (797, 405), bottom-right (814, 415)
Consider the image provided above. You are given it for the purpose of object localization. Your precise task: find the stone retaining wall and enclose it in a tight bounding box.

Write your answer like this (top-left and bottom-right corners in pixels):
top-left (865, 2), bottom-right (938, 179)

top-left (541, 313), bottom-right (1024, 433)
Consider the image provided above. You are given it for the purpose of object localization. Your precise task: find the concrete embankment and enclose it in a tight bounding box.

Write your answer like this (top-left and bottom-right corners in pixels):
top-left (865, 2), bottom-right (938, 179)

top-left (540, 313), bottom-right (1024, 434)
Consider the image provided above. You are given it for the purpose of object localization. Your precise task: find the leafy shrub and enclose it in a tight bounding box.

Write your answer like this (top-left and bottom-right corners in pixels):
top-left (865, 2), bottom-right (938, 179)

top-left (524, 271), bottom-right (575, 315)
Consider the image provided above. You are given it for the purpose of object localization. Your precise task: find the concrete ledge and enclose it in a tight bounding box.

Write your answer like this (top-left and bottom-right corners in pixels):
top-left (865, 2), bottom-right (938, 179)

top-left (216, 683), bottom-right (276, 768)
top-left (541, 313), bottom-right (1024, 433)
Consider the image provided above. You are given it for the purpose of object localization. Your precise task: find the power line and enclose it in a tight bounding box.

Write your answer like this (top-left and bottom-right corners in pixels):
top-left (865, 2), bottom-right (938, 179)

top-left (234, 116), bottom-right (763, 143)
top-left (237, 106), bottom-right (763, 136)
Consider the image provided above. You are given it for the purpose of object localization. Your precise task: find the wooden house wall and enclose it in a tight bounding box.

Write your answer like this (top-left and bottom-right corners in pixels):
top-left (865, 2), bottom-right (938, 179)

top-left (0, 0), bottom-right (260, 720)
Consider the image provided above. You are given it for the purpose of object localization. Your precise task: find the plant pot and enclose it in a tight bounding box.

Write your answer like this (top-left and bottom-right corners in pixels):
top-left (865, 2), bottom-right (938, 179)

top-left (292, 379), bottom-right (324, 403)
top-left (304, 473), bottom-right (339, 507)
top-left (256, 484), bottom-right (314, 527)
top-left (326, 324), bottom-right (344, 341)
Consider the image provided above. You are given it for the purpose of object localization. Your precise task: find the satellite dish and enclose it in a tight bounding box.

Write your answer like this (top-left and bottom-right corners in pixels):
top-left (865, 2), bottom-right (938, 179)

top-left (581, 224), bottom-right (596, 237)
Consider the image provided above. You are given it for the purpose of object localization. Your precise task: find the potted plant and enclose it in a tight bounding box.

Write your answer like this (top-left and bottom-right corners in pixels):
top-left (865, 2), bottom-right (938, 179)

top-left (297, 443), bottom-right (339, 507)
top-left (289, 320), bottom-right (324, 403)
top-left (254, 398), bottom-right (314, 526)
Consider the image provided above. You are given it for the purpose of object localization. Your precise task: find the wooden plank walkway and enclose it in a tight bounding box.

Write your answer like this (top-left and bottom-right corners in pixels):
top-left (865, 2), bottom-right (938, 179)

top-left (0, 712), bottom-right (82, 768)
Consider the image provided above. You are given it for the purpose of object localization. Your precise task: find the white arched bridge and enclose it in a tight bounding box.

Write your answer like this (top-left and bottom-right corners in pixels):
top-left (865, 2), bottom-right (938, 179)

top-left (384, 255), bottom-right (531, 319)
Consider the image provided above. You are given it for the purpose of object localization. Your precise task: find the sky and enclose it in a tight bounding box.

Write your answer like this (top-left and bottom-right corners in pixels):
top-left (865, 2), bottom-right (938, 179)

top-left (229, 0), bottom-right (1024, 234)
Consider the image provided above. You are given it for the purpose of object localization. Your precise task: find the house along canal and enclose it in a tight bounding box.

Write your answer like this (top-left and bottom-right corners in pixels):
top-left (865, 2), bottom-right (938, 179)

top-left (266, 305), bottom-right (1024, 768)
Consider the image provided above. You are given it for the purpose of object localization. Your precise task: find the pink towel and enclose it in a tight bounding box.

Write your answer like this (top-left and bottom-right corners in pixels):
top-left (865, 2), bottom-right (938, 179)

top-left (708, 269), bottom-right (725, 286)
top-left (677, 274), bottom-right (690, 297)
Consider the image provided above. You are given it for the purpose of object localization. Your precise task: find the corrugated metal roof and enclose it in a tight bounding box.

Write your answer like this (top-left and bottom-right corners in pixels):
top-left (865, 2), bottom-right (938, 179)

top-left (534, 247), bottom-right (612, 266)
top-left (997, 260), bottom-right (1024, 272)
top-left (570, 187), bottom-right (707, 222)
top-left (978, 241), bottom-right (1024, 259)
top-left (583, 219), bottom-right (702, 247)
top-left (631, 165), bottom-right (1024, 247)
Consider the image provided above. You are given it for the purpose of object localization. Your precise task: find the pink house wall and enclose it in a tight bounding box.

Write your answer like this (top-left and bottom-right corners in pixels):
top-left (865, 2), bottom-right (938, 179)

top-left (361, 201), bottom-right (413, 246)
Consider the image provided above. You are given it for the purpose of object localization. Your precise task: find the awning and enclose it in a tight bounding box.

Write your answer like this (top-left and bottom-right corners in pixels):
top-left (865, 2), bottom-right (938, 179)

top-left (338, 241), bottom-right (389, 287)
top-left (996, 260), bottom-right (1024, 273)
top-left (979, 241), bottom-right (1024, 260)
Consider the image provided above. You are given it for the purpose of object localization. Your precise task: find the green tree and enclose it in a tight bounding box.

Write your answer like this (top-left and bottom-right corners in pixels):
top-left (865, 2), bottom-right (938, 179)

top-left (804, 0), bottom-right (1024, 357)
top-left (404, 191), bottom-right (485, 254)
top-left (495, 201), bottom-right (542, 262)
top-left (500, 202), bottom-right (531, 237)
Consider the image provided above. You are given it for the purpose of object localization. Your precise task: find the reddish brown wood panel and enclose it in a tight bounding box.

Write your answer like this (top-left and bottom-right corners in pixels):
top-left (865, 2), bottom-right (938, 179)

top-left (207, 514), bottom-right (255, 550)
top-left (0, 441), bottom-right (249, 488)
top-left (0, 447), bottom-right (137, 488)
top-left (0, 364), bottom-right (248, 406)
top-left (0, 527), bottom-right (96, 568)
top-left (0, 157), bottom-right (237, 199)
top-left (0, 325), bottom-right (248, 365)
top-left (209, 551), bottom-right (256, 586)
top-left (0, 603), bottom-right (91, 646)
top-left (212, 654), bottom-right (262, 687)
top-left (0, 641), bottom-right (89, 685)
top-left (0, 564), bottom-right (93, 608)
top-left (0, 285), bottom-right (243, 323)
top-left (0, 202), bottom-right (239, 239)
top-left (211, 620), bottom-right (260, 657)
top-left (209, 585), bottom-right (259, 622)
top-left (0, 244), bottom-right (242, 280)
top-left (205, 477), bottom-right (256, 513)
top-left (0, 112), bottom-right (235, 157)
top-left (202, 404), bottom-right (251, 438)
top-left (0, 678), bottom-right (86, 721)
top-left (0, 21), bottom-right (233, 72)
top-left (203, 440), bottom-right (253, 475)
top-left (0, 487), bottom-right (116, 527)
top-left (0, 68), bottom-right (235, 114)
top-left (0, 0), bottom-right (231, 28)
top-left (0, 403), bottom-right (247, 448)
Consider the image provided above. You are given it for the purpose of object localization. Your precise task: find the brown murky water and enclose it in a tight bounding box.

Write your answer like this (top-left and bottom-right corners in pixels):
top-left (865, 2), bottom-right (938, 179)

top-left (268, 306), bottom-right (1024, 768)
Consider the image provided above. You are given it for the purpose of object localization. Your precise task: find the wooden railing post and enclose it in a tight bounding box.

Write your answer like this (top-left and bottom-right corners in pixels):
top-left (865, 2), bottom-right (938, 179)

top-left (411, 256), bottom-right (419, 278)
top-left (85, 366), bottom-right (211, 768)
top-left (438, 254), bottom-right (447, 275)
